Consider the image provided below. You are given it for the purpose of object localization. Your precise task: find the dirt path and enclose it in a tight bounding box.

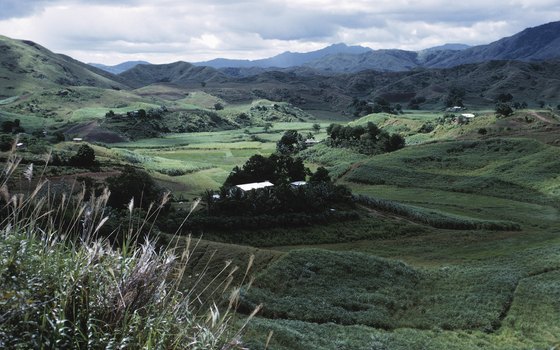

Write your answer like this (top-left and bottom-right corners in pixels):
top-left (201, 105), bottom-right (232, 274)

top-left (527, 111), bottom-right (559, 124)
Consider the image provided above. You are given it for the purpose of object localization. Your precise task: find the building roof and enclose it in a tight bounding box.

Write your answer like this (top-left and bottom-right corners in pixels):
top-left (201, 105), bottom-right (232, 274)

top-left (461, 113), bottom-right (476, 118)
top-left (290, 181), bottom-right (307, 187)
top-left (235, 181), bottom-right (274, 192)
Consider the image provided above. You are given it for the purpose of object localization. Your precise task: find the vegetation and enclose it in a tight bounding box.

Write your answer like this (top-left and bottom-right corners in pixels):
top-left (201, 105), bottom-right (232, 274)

top-left (325, 122), bottom-right (405, 155)
top-left (0, 154), bottom-right (256, 349)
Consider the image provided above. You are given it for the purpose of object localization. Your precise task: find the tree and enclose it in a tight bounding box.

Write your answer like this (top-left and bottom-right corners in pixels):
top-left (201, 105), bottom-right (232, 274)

top-left (312, 123), bottom-right (321, 133)
top-left (214, 102), bottom-right (224, 110)
top-left (384, 134), bottom-right (406, 152)
top-left (263, 122), bottom-right (273, 133)
top-left (309, 167), bottom-right (331, 183)
top-left (70, 144), bottom-right (97, 167)
top-left (106, 166), bottom-right (165, 210)
top-left (276, 130), bottom-right (305, 155)
top-left (495, 103), bottom-right (513, 117)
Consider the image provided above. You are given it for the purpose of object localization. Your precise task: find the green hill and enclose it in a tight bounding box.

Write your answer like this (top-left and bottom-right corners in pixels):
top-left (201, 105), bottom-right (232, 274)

top-left (0, 35), bottom-right (129, 98)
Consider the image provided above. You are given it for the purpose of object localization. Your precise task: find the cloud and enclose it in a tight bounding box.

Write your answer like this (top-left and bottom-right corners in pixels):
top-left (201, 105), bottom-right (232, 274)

top-left (0, 0), bottom-right (559, 64)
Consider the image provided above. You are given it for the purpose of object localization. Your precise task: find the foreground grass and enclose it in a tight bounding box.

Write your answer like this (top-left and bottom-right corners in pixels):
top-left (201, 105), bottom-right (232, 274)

top-left (0, 154), bottom-right (255, 349)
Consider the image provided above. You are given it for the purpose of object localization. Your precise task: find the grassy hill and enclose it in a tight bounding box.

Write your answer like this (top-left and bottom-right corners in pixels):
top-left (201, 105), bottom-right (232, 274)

top-left (0, 36), bottom-right (129, 98)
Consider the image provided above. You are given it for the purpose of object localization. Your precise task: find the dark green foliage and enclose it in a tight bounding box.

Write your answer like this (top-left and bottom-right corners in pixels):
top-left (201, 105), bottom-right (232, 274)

top-left (214, 102), bottom-right (224, 110)
top-left (207, 182), bottom-right (352, 217)
top-left (224, 154), bottom-right (307, 187)
top-left (478, 128), bottom-right (488, 135)
top-left (326, 122), bottom-right (404, 155)
top-left (309, 166), bottom-right (331, 183)
top-left (354, 195), bottom-right (520, 231)
top-left (0, 134), bottom-right (14, 151)
top-left (69, 144), bottom-right (97, 167)
top-left (495, 103), bottom-right (513, 117)
top-left (418, 122), bottom-right (435, 133)
top-left (105, 165), bottom-right (165, 210)
top-left (1, 119), bottom-right (25, 134)
top-left (276, 130), bottom-right (306, 155)
top-left (444, 87), bottom-right (465, 107)
top-left (312, 123), bottom-right (321, 133)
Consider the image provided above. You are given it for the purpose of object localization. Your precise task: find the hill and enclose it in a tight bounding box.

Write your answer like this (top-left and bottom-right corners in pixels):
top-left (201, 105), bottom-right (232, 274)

top-left (119, 61), bottom-right (228, 88)
top-left (430, 21), bottom-right (560, 68)
top-left (194, 43), bottom-right (371, 69)
top-left (193, 22), bottom-right (560, 73)
top-left (89, 60), bottom-right (151, 74)
top-left (0, 35), bottom-right (129, 98)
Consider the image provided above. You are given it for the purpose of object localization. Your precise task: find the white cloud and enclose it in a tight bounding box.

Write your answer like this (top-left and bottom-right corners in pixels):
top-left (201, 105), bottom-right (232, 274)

top-left (0, 0), bottom-right (558, 64)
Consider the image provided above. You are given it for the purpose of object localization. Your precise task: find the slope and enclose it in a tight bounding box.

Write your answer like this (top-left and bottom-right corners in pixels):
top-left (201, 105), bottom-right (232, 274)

top-left (0, 35), bottom-right (129, 98)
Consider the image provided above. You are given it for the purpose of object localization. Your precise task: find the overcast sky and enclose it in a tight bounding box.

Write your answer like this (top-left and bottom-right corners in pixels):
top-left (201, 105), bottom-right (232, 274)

top-left (0, 0), bottom-right (559, 65)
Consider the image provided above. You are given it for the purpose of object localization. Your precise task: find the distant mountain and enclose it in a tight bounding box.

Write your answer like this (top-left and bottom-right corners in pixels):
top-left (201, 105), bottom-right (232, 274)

top-left (89, 60), bottom-right (151, 74)
top-left (196, 21), bottom-right (560, 74)
top-left (194, 43), bottom-right (372, 69)
top-left (304, 49), bottom-right (420, 73)
top-left (119, 61), bottom-right (228, 88)
top-left (0, 35), bottom-right (129, 97)
top-left (428, 21), bottom-right (560, 68)
top-left (423, 43), bottom-right (471, 52)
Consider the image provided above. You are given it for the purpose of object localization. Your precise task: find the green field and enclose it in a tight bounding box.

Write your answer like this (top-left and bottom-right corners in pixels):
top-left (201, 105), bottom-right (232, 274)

top-left (3, 85), bottom-right (560, 349)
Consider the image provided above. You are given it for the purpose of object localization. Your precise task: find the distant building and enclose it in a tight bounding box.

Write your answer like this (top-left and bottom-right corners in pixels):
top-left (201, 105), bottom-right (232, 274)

top-left (72, 138), bottom-right (83, 142)
top-left (290, 181), bottom-right (307, 187)
top-left (447, 106), bottom-right (464, 112)
top-left (235, 181), bottom-right (274, 193)
top-left (304, 139), bottom-right (320, 146)
top-left (461, 113), bottom-right (475, 119)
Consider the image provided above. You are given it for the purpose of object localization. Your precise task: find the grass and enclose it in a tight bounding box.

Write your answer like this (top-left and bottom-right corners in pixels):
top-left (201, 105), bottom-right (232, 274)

top-left (0, 151), bottom-right (258, 349)
top-left (344, 137), bottom-right (560, 205)
top-left (354, 194), bottom-right (520, 231)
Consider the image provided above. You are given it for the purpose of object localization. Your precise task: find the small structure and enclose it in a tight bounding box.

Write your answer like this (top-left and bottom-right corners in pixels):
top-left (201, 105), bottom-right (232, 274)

top-left (290, 181), bottom-right (307, 187)
top-left (72, 137), bottom-right (83, 142)
top-left (235, 181), bottom-right (274, 193)
top-left (212, 194), bottom-right (221, 200)
top-left (461, 113), bottom-right (475, 119)
top-left (305, 139), bottom-right (320, 146)
top-left (16, 142), bottom-right (24, 148)
top-left (447, 106), bottom-right (464, 112)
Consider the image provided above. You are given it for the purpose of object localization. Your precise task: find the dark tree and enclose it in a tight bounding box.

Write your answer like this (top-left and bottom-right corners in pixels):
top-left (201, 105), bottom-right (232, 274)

top-left (384, 134), bottom-right (406, 152)
top-left (277, 130), bottom-right (305, 155)
top-left (69, 144), bottom-right (97, 167)
top-left (309, 167), bottom-right (331, 183)
top-left (106, 165), bottom-right (165, 210)
top-left (214, 103), bottom-right (224, 110)
top-left (312, 123), bottom-right (321, 133)
top-left (495, 103), bottom-right (513, 117)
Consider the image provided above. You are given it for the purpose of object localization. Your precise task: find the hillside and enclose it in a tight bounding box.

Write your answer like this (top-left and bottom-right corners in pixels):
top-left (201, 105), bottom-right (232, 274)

top-left (0, 35), bottom-right (129, 98)
top-left (119, 61), bottom-right (228, 88)
top-left (190, 21), bottom-right (560, 74)
top-left (194, 43), bottom-right (372, 69)
top-left (89, 60), bottom-right (151, 74)
top-left (430, 21), bottom-right (560, 68)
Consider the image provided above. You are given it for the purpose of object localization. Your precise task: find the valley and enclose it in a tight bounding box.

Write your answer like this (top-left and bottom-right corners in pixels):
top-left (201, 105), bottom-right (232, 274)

top-left (1, 22), bottom-right (560, 349)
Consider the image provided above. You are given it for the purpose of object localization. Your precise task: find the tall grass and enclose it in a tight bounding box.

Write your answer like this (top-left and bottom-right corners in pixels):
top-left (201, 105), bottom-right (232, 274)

top-left (354, 195), bottom-right (521, 231)
top-left (0, 146), bottom-right (258, 349)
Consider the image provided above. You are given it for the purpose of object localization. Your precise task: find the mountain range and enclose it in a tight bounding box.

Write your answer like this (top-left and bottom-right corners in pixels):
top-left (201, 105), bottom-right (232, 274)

top-left (90, 21), bottom-right (560, 74)
top-left (1, 21), bottom-right (560, 112)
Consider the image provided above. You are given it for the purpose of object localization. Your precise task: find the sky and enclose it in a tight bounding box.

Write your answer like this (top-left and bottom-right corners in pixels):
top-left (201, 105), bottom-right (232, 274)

top-left (0, 0), bottom-right (559, 65)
